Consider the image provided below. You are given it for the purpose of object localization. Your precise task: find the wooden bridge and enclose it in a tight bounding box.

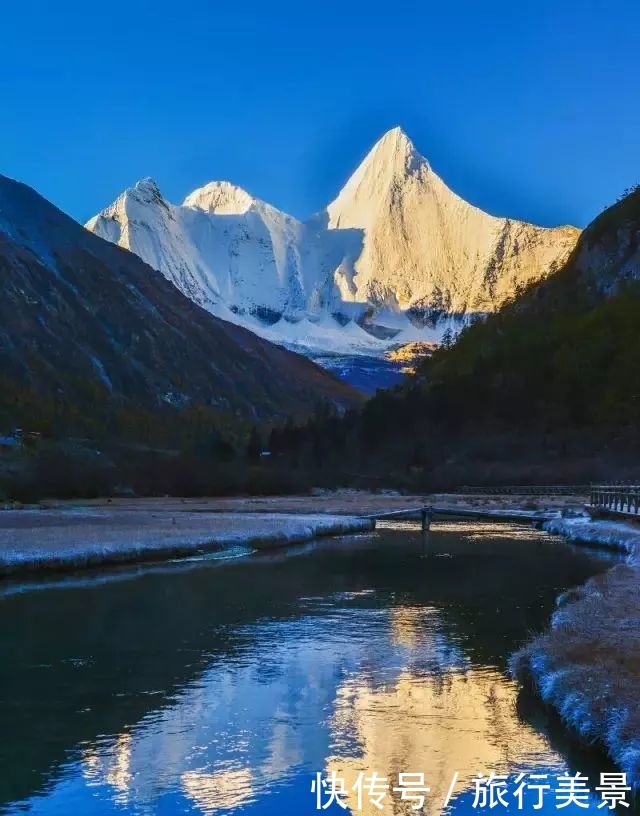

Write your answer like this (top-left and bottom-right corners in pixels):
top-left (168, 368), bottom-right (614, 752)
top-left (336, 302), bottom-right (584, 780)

top-left (589, 484), bottom-right (640, 518)
top-left (370, 507), bottom-right (434, 532)
top-left (368, 504), bottom-right (557, 531)
top-left (366, 485), bottom-right (640, 527)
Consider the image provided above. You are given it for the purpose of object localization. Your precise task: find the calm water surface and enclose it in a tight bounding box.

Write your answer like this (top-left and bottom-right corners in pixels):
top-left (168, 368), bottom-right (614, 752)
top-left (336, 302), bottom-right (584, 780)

top-left (0, 521), bottom-right (626, 815)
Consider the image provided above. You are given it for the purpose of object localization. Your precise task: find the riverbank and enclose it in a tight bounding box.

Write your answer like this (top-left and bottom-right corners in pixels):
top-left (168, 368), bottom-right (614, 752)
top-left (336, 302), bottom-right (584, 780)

top-left (511, 514), bottom-right (640, 787)
top-left (0, 489), bottom-right (587, 576)
top-left (0, 507), bottom-right (374, 576)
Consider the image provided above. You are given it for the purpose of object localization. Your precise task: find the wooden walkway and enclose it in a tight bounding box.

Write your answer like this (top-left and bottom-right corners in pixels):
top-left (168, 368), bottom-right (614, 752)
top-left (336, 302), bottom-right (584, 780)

top-left (456, 484), bottom-right (589, 496)
top-left (590, 484), bottom-right (640, 518)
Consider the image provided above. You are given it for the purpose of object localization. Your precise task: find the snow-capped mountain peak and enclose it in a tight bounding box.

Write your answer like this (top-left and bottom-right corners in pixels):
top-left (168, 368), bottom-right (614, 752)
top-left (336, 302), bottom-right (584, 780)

top-left (325, 127), bottom-right (433, 236)
top-left (323, 129), bottom-right (579, 321)
top-left (130, 177), bottom-right (164, 201)
top-left (363, 125), bottom-right (429, 177)
top-left (109, 178), bottom-right (168, 213)
top-left (85, 178), bottom-right (169, 239)
top-left (183, 181), bottom-right (256, 215)
top-left (86, 129), bottom-right (581, 357)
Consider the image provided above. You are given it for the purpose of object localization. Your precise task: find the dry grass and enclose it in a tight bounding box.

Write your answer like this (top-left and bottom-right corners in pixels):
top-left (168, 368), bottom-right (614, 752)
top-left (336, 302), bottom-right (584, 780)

top-left (511, 563), bottom-right (640, 785)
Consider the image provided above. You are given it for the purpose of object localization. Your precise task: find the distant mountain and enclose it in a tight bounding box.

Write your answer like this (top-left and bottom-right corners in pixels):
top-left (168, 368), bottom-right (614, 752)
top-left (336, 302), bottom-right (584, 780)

top-left (0, 173), bottom-right (360, 437)
top-left (87, 128), bottom-right (579, 356)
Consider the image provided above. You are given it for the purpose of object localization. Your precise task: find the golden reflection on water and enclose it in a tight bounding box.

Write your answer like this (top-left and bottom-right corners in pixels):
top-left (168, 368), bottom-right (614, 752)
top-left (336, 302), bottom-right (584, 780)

top-left (433, 521), bottom-right (551, 542)
top-left (78, 602), bottom-right (559, 815)
top-left (326, 606), bottom-right (554, 816)
top-left (181, 768), bottom-right (254, 814)
top-left (390, 605), bottom-right (439, 648)
top-left (376, 520), bottom-right (552, 543)
top-left (83, 732), bottom-right (133, 804)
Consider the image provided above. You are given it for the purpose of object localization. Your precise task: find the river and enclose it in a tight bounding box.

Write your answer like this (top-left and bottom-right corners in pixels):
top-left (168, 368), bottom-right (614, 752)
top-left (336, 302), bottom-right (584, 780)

top-left (0, 520), bottom-right (629, 815)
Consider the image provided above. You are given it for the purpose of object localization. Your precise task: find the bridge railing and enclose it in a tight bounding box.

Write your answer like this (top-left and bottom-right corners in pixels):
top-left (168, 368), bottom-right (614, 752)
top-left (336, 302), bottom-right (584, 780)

top-left (590, 484), bottom-right (640, 516)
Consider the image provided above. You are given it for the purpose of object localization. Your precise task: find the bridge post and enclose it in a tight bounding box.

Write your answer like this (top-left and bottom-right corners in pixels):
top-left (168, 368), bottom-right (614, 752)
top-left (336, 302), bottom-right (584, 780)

top-left (421, 507), bottom-right (432, 556)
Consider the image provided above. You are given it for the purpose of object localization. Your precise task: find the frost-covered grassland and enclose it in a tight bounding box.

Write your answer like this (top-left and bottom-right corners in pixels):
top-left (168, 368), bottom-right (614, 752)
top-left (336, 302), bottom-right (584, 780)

top-left (0, 508), bottom-right (374, 576)
top-left (511, 515), bottom-right (640, 787)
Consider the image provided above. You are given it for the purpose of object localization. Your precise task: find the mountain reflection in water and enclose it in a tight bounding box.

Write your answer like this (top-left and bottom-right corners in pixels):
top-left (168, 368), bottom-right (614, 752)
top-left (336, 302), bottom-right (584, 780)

top-left (0, 522), bottom-right (624, 815)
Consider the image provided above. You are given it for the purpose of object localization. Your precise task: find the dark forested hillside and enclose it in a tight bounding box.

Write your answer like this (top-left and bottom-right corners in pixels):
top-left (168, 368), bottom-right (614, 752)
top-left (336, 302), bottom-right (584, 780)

top-left (0, 174), bottom-right (360, 444)
top-left (272, 187), bottom-right (640, 487)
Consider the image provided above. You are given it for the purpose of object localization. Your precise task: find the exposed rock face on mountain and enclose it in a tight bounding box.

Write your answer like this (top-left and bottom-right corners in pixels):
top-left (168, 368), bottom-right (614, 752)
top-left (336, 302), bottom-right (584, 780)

top-left (0, 173), bottom-right (360, 430)
top-left (487, 185), bottom-right (640, 316)
top-left (87, 128), bottom-right (580, 355)
top-left (561, 187), bottom-right (640, 297)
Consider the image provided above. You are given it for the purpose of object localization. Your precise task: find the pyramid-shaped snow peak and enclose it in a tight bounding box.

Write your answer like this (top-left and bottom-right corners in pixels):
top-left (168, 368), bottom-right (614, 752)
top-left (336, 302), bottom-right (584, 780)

top-left (360, 126), bottom-right (429, 178)
top-left (326, 128), bottom-right (430, 230)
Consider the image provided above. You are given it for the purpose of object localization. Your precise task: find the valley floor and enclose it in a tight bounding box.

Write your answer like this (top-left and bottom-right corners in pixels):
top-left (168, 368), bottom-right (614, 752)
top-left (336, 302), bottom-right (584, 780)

top-left (0, 487), bottom-right (596, 584)
top-left (3, 486), bottom-right (640, 785)
top-left (0, 489), bottom-right (579, 576)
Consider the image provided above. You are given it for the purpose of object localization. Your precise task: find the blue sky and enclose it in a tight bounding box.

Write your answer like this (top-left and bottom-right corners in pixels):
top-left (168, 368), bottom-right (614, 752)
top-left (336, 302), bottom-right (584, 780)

top-left (2, 0), bottom-right (639, 228)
